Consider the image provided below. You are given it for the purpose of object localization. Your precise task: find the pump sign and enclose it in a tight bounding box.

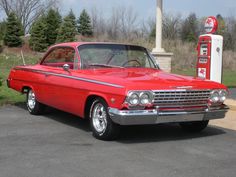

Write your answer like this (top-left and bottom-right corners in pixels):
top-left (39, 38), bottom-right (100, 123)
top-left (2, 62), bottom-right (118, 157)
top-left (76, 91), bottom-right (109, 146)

top-left (204, 16), bottom-right (218, 34)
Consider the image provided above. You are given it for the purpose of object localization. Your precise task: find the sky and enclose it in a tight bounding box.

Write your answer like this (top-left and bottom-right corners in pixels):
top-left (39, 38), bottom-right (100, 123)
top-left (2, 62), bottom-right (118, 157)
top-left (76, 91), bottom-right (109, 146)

top-left (0, 0), bottom-right (236, 21)
top-left (60, 0), bottom-right (236, 19)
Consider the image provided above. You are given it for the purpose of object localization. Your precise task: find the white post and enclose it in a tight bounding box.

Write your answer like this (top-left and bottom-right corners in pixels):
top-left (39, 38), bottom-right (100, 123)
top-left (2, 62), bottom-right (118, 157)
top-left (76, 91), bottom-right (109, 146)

top-left (153, 0), bottom-right (165, 53)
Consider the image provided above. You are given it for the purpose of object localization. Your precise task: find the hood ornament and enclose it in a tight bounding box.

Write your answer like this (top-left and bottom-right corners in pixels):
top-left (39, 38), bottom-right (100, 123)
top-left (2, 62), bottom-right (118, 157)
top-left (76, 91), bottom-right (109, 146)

top-left (172, 86), bottom-right (193, 89)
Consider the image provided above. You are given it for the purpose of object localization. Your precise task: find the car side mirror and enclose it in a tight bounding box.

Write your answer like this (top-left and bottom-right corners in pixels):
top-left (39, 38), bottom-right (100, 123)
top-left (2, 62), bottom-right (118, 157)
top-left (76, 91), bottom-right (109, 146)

top-left (63, 64), bottom-right (70, 71)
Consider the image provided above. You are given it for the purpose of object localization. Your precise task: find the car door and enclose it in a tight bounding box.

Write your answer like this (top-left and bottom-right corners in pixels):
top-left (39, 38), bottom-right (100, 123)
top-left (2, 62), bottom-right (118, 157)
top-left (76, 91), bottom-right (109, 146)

top-left (38, 46), bottom-right (81, 113)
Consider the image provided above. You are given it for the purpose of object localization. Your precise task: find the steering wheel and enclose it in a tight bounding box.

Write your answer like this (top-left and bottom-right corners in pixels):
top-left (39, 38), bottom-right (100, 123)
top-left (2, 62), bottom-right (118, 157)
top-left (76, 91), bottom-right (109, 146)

top-left (121, 59), bottom-right (142, 67)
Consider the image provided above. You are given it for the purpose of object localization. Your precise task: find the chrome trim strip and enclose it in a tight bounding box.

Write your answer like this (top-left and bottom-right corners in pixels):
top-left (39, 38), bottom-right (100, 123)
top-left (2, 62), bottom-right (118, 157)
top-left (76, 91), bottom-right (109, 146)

top-left (14, 67), bottom-right (124, 88)
top-left (152, 89), bottom-right (212, 92)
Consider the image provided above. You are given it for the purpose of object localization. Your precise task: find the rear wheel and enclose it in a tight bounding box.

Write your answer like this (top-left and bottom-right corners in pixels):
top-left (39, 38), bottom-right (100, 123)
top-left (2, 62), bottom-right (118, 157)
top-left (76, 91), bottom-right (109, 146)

top-left (89, 98), bottom-right (120, 140)
top-left (179, 120), bottom-right (209, 132)
top-left (26, 89), bottom-right (45, 115)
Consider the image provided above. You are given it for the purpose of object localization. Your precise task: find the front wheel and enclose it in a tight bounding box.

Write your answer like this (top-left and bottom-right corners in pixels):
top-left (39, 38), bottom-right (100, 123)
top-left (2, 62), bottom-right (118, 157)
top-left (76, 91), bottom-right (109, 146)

top-left (27, 89), bottom-right (45, 115)
top-left (89, 98), bottom-right (120, 140)
top-left (179, 120), bottom-right (209, 133)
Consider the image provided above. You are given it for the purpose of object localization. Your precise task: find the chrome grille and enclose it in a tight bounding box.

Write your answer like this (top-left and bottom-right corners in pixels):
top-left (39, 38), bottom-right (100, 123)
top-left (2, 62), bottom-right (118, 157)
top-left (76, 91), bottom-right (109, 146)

top-left (153, 90), bottom-right (211, 107)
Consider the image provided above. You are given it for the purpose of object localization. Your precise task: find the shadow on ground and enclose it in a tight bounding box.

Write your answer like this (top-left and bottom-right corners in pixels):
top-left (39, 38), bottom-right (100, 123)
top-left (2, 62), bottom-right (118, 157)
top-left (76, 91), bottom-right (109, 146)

top-left (15, 104), bottom-right (226, 143)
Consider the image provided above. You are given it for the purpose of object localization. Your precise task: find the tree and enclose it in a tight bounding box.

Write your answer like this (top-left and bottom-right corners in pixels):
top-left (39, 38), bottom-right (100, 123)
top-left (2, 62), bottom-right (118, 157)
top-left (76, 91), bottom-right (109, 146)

top-left (45, 8), bottom-right (62, 45)
top-left (216, 14), bottom-right (225, 36)
top-left (0, 21), bottom-right (6, 41)
top-left (77, 9), bottom-right (93, 36)
top-left (4, 12), bottom-right (23, 47)
top-left (163, 13), bottom-right (181, 40)
top-left (29, 15), bottom-right (48, 52)
top-left (149, 26), bottom-right (156, 40)
top-left (0, 0), bottom-right (59, 33)
top-left (120, 7), bottom-right (137, 40)
top-left (181, 13), bottom-right (199, 43)
top-left (90, 7), bottom-right (106, 37)
top-left (56, 10), bottom-right (77, 43)
top-left (68, 9), bottom-right (77, 27)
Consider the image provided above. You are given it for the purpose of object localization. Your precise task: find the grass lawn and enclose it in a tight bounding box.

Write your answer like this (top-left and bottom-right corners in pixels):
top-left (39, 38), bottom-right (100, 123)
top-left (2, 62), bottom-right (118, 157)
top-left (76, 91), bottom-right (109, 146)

top-left (172, 68), bottom-right (236, 88)
top-left (0, 52), bottom-right (236, 105)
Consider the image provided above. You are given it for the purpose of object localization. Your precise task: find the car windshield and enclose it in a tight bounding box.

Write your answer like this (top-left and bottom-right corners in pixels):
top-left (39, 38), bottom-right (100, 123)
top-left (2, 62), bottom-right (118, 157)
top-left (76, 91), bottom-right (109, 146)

top-left (78, 44), bottom-right (158, 69)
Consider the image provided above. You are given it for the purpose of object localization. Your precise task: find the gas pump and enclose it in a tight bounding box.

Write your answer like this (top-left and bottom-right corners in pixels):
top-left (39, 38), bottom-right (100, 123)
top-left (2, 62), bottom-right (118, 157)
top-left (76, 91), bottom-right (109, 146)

top-left (196, 16), bottom-right (223, 83)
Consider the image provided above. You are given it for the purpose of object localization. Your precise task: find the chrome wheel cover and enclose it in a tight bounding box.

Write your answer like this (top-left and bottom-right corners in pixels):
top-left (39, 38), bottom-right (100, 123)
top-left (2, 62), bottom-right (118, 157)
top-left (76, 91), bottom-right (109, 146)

top-left (27, 90), bottom-right (36, 110)
top-left (92, 103), bottom-right (108, 134)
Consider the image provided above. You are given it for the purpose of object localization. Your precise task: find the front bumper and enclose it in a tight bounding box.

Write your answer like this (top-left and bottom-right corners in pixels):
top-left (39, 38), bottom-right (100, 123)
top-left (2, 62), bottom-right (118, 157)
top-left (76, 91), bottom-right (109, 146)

top-left (108, 105), bottom-right (229, 125)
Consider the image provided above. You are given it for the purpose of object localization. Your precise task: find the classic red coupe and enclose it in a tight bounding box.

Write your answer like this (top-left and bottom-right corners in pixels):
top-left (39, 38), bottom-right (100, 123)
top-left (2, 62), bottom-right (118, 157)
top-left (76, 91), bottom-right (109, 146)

top-left (7, 42), bottom-right (228, 140)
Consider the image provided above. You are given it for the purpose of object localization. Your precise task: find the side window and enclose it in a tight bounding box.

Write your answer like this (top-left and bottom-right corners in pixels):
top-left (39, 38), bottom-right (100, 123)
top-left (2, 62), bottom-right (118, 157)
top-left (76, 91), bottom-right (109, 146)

top-left (42, 47), bottom-right (75, 68)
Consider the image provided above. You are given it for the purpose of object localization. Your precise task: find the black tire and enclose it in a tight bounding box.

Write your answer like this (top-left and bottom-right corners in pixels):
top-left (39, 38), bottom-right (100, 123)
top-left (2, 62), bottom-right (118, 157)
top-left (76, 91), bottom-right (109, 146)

top-left (26, 89), bottom-right (45, 115)
top-left (89, 98), bottom-right (120, 140)
top-left (179, 120), bottom-right (209, 133)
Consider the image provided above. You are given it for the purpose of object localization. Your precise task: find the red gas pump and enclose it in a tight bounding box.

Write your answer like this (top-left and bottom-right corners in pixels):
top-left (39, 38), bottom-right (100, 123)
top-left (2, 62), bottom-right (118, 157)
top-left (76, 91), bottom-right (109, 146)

top-left (196, 16), bottom-right (223, 83)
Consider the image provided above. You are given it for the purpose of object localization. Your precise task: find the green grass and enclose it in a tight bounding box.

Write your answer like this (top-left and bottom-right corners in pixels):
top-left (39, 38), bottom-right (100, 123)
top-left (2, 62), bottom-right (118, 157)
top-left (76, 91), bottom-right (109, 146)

top-left (172, 68), bottom-right (236, 88)
top-left (0, 53), bottom-right (39, 105)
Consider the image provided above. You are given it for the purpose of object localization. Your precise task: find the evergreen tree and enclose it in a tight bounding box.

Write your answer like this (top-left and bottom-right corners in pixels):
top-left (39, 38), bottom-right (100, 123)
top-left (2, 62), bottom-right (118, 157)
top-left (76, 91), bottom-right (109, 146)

top-left (77, 9), bottom-right (93, 36)
top-left (46, 8), bottom-right (62, 45)
top-left (216, 14), bottom-right (225, 36)
top-left (29, 15), bottom-right (48, 52)
top-left (0, 21), bottom-right (7, 41)
top-left (181, 13), bottom-right (199, 43)
top-left (68, 9), bottom-right (77, 27)
top-left (149, 26), bottom-right (156, 40)
top-left (57, 10), bottom-right (77, 43)
top-left (4, 12), bottom-right (23, 47)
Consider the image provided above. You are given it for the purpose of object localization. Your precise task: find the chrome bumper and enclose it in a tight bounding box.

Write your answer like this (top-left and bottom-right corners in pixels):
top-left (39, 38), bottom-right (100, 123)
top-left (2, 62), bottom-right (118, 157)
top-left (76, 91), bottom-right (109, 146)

top-left (108, 105), bottom-right (229, 125)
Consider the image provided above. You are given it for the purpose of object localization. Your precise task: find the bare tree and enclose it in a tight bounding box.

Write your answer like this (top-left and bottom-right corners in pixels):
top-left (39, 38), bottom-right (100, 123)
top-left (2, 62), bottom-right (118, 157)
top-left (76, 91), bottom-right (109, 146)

top-left (120, 6), bottom-right (138, 40)
top-left (0, 0), bottom-right (58, 33)
top-left (106, 7), bottom-right (121, 40)
top-left (90, 7), bottom-right (106, 38)
top-left (163, 13), bottom-right (182, 40)
top-left (140, 17), bottom-right (155, 39)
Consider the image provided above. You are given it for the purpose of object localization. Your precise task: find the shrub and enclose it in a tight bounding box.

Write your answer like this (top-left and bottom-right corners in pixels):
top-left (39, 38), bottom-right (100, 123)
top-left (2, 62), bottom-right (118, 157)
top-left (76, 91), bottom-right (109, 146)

top-left (0, 42), bottom-right (3, 53)
top-left (0, 77), bottom-right (2, 87)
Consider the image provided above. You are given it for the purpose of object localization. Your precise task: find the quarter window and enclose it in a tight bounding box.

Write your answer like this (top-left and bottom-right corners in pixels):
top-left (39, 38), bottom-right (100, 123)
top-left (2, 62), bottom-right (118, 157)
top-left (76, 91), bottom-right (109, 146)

top-left (42, 47), bottom-right (75, 69)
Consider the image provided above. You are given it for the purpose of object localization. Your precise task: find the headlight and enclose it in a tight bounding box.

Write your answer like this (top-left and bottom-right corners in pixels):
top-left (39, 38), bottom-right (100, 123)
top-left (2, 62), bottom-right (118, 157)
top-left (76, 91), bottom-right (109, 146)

top-left (140, 92), bottom-right (153, 105)
top-left (219, 90), bottom-right (227, 102)
top-left (126, 91), bottom-right (154, 107)
top-left (210, 90), bottom-right (220, 103)
top-left (127, 92), bottom-right (139, 106)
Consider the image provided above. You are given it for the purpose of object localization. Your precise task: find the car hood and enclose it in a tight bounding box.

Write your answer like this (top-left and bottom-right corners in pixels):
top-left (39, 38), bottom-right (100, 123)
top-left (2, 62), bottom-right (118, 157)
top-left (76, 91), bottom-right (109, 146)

top-left (77, 68), bottom-right (226, 90)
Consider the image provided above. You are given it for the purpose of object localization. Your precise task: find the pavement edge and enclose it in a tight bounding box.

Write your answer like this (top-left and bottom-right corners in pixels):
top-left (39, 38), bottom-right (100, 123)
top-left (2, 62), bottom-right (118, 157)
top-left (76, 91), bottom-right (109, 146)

top-left (225, 99), bottom-right (236, 111)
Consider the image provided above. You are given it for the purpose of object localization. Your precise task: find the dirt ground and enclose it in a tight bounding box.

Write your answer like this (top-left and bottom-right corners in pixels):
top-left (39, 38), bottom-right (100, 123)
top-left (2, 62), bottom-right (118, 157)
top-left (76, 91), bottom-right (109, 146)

top-left (210, 110), bottom-right (236, 131)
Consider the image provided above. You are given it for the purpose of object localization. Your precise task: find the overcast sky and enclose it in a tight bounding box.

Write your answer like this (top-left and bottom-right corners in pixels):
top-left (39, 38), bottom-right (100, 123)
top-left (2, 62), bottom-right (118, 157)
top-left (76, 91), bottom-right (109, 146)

top-left (60, 0), bottom-right (236, 19)
top-left (0, 0), bottom-right (236, 21)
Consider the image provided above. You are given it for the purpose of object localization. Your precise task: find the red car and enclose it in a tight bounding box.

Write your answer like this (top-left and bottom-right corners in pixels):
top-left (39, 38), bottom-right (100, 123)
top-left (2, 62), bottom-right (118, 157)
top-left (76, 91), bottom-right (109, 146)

top-left (7, 42), bottom-right (229, 140)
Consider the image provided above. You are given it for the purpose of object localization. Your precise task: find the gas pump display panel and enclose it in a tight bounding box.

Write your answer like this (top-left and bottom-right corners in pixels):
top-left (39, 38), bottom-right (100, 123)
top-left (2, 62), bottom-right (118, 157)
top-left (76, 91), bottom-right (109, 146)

top-left (200, 44), bottom-right (208, 56)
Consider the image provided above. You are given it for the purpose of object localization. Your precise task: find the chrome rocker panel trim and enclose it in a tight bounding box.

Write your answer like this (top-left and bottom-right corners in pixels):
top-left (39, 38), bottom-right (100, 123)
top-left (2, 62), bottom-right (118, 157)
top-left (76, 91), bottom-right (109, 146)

top-left (108, 105), bottom-right (229, 125)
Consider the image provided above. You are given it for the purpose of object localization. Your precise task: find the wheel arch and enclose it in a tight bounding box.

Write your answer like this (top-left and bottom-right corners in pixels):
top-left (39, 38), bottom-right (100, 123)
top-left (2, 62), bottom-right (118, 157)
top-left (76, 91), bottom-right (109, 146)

top-left (84, 94), bottom-right (109, 119)
top-left (21, 85), bottom-right (33, 94)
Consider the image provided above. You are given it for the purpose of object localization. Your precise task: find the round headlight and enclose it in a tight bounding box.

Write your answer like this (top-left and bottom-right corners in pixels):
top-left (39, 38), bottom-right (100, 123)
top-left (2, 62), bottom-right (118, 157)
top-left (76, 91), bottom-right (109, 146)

top-left (210, 90), bottom-right (220, 103)
top-left (140, 92), bottom-right (152, 105)
top-left (127, 92), bottom-right (139, 106)
top-left (219, 90), bottom-right (227, 102)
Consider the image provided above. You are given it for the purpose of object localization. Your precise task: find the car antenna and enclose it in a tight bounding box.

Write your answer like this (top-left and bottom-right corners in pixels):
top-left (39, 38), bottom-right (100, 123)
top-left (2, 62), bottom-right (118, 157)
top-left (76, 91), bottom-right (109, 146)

top-left (20, 50), bottom-right (26, 66)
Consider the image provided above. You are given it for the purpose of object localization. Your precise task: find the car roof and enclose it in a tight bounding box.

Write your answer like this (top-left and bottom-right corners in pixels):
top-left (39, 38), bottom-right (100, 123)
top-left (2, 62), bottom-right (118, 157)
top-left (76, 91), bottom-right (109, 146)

top-left (50, 42), bottom-right (145, 49)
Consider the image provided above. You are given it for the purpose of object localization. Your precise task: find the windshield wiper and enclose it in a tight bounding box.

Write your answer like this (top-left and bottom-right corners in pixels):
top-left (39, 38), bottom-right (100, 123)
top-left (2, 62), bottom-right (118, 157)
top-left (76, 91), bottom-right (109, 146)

top-left (88, 64), bottom-right (124, 68)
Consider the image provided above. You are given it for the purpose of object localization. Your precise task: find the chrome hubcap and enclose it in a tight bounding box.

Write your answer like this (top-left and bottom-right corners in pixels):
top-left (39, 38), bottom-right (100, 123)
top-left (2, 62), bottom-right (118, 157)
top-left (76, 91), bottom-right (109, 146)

top-left (28, 90), bottom-right (36, 110)
top-left (92, 103), bottom-right (107, 134)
